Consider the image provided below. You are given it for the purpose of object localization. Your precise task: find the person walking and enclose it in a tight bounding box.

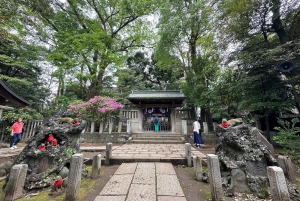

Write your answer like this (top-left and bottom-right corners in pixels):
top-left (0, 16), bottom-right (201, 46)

top-left (153, 115), bottom-right (160, 132)
top-left (192, 117), bottom-right (202, 148)
top-left (10, 117), bottom-right (24, 149)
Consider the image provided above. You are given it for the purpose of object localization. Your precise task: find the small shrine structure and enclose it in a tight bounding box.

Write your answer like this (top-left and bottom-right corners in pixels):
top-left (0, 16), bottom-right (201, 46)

top-left (0, 79), bottom-right (31, 107)
top-left (125, 90), bottom-right (194, 133)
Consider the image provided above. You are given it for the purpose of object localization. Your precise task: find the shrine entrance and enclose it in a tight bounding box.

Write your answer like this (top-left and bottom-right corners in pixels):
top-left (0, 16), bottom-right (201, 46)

top-left (142, 107), bottom-right (171, 131)
top-left (127, 90), bottom-right (187, 133)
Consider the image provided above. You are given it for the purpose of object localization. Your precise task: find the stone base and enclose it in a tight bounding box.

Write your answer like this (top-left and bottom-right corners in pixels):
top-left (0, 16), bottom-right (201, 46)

top-left (80, 132), bottom-right (130, 143)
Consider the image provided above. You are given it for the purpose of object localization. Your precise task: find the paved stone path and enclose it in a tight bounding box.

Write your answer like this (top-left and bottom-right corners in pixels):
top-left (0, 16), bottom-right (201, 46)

top-left (0, 144), bottom-right (209, 164)
top-left (111, 144), bottom-right (207, 161)
top-left (95, 162), bottom-right (187, 201)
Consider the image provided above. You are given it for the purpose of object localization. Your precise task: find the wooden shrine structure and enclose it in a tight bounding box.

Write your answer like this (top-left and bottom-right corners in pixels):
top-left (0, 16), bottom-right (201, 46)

top-left (126, 90), bottom-right (194, 133)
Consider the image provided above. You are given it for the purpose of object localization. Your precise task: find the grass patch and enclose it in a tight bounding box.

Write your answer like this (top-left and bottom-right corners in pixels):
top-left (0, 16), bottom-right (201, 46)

top-left (0, 166), bottom-right (97, 201)
top-left (0, 180), bottom-right (5, 201)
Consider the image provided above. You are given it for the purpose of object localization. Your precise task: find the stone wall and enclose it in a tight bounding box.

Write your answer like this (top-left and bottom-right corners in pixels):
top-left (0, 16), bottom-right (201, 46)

top-left (80, 132), bottom-right (130, 143)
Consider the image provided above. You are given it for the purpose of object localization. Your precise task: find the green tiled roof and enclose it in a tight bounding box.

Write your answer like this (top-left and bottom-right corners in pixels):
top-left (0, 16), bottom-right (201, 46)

top-left (128, 90), bottom-right (185, 99)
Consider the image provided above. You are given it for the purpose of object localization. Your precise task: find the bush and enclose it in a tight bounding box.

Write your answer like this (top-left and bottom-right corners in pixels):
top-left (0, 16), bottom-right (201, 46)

top-left (273, 118), bottom-right (300, 164)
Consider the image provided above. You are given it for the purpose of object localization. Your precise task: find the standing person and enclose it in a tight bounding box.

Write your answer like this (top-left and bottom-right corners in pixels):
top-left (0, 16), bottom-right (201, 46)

top-left (153, 115), bottom-right (160, 132)
top-left (192, 117), bottom-right (202, 148)
top-left (198, 118), bottom-right (204, 145)
top-left (10, 117), bottom-right (24, 149)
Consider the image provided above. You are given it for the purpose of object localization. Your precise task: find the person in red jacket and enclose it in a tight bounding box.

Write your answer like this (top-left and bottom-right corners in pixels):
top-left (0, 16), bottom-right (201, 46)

top-left (10, 118), bottom-right (24, 149)
top-left (221, 118), bottom-right (230, 128)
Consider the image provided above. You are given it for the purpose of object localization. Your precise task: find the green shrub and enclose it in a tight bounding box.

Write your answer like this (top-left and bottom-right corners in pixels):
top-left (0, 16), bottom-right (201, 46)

top-left (273, 118), bottom-right (300, 164)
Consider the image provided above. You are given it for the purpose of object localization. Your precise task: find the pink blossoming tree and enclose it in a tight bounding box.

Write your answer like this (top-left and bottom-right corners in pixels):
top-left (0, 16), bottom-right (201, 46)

top-left (67, 96), bottom-right (123, 121)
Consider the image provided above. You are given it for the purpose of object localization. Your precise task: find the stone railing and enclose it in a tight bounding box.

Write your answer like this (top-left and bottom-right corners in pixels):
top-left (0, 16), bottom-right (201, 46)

top-left (122, 110), bottom-right (139, 119)
top-left (175, 109), bottom-right (193, 119)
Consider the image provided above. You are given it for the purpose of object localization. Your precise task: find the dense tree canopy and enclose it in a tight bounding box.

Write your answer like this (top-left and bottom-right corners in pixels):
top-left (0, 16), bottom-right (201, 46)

top-left (0, 0), bottom-right (299, 132)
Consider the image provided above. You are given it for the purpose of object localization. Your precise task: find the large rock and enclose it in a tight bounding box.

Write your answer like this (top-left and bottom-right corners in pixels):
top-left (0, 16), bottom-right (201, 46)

top-left (215, 123), bottom-right (300, 200)
top-left (215, 124), bottom-right (277, 198)
top-left (4, 117), bottom-right (86, 191)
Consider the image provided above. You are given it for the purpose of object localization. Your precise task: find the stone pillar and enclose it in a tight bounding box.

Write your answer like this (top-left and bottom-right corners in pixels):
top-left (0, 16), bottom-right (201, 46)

top-left (207, 154), bottom-right (224, 201)
top-left (203, 122), bottom-right (208, 134)
top-left (90, 121), bottom-right (95, 133)
top-left (99, 121), bottom-right (104, 134)
top-left (267, 166), bottom-right (290, 201)
top-left (193, 156), bottom-right (197, 172)
top-left (171, 108), bottom-right (176, 133)
top-left (213, 122), bottom-right (218, 131)
top-left (126, 120), bottom-right (131, 134)
top-left (118, 121), bottom-right (122, 133)
top-left (194, 157), bottom-right (202, 181)
top-left (105, 143), bottom-right (113, 165)
top-left (185, 143), bottom-right (192, 167)
top-left (91, 154), bottom-right (102, 179)
top-left (65, 154), bottom-right (84, 201)
top-left (108, 118), bottom-right (113, 134)
top-left (278, 155), bottom-right (296, 183)
top-left (5, 164), bottom-right (28, 201)
top-left (182, 120), bottom-right (187, 135)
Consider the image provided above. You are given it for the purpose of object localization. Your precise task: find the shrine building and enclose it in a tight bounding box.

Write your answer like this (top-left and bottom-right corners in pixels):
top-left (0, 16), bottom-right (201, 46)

top-left (125, 90), bottom-right (194, 133)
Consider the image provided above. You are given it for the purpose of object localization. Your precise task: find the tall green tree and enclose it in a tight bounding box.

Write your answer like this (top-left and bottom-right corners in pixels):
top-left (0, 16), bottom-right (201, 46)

top-left (0, 1), bottom-right (49, 107)
top-left (115, 52), bottom-right (184, 106)
top-left (219, 0), bottom-right (300, 110)
top-left (14, 0), bottom-right (160, 100)
top-left (155, 0), bottom-right (220, 130)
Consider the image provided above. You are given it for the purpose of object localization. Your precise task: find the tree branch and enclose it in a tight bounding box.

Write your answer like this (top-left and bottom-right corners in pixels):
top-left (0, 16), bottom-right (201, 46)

top-left (86, 0), bottom-right (107, 30)
top-left (112, 15), bottom-right (139, 37)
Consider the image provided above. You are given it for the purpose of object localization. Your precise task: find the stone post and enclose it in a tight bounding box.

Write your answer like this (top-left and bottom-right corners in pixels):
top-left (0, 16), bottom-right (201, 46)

top-left (65, 154), bottom-right (84, 201)
top-left (108, 118), bottom-right (113, 134)
top-left (118, 121), bottom-right (122, 133)
top-left (213, 122), bottom-right (218, 131)
top-left (90, 121), bottom-right (95, 133)
top-left (193, 156), bottom-right (197, 172)
top-left (126, 120), bottom-right (131, 134)
top-left (99, 121), bottom-right (104, 134)
top-left (278, 155), bottom-right (296, 183)
top-left (91, 154), bottom-right (102, 179)
top-left (203, 122), bottom-right (208, 134)
top-left (185, 143), bottom-right (192, 167)
top-left (5, 164), bottom-right (28, 201)
top-left (267, 166), bottom-right (290, 201)
top-left (194, 157), bottom-right (203, 181)
top-left (105, 143), bottom-right (113, 165)
top-left (207, 154), bottom-right (224, 201)
top-left (182, 120), bottom-right (187, 135)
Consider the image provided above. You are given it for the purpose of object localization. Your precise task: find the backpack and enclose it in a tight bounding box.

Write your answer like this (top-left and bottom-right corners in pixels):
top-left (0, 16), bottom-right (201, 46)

top-left (154, 117), bottom-right (159, 123)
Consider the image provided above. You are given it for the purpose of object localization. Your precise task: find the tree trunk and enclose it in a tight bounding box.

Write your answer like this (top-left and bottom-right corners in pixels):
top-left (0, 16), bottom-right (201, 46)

top-left (271, 0), bottom-right (289, 44)
top-left (265, 116), bottom-right (270, 142)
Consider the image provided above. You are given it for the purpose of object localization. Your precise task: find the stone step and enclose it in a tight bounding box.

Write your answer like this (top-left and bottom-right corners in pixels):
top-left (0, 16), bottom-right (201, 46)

top-left (132, 134), bottom-right (182, 138)
top-left (133, 137), bottom-right (182, 140)
top-left (131, 140), bottom-right (184, 144)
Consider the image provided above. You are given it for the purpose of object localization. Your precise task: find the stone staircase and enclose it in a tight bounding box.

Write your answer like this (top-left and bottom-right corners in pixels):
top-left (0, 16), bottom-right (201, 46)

top-left (128, 132), bottom-right (185, 144)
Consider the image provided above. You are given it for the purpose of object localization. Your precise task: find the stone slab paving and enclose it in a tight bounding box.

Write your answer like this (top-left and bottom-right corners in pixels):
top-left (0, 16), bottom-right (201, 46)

top-left (111, 144), bottom-right (197, 160)
top-left (95, 162), bottom-right (187, 201)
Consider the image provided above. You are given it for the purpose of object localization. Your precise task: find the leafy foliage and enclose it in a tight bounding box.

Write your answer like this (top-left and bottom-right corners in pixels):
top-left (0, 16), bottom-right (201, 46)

top-left (274, 118), bottom-right (300, 163)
